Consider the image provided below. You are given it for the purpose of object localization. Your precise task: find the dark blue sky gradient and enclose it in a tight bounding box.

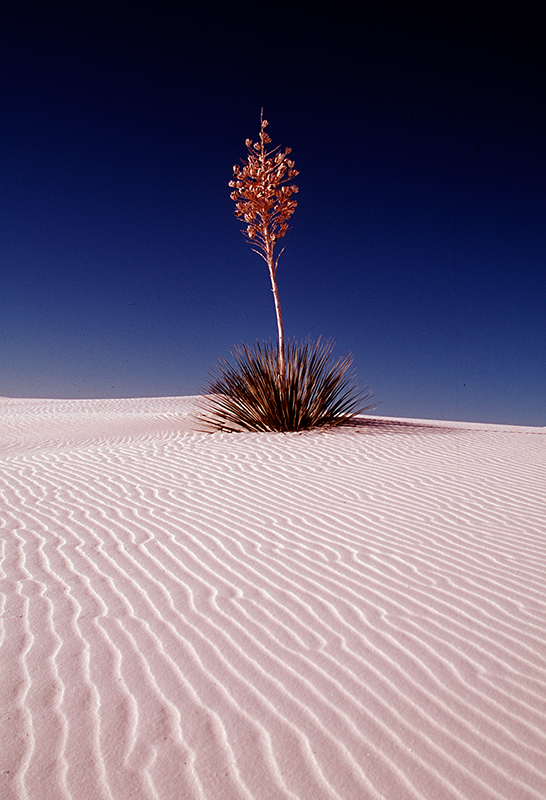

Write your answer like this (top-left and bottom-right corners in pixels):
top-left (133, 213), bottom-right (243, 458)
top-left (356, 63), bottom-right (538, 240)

top-left (1, 4), bottom-right (544, 424)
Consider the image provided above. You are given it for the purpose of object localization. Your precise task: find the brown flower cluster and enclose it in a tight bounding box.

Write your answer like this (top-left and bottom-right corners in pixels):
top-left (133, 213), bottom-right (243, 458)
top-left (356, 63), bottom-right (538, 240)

top-left (228, 115), bottom-right (299, 272)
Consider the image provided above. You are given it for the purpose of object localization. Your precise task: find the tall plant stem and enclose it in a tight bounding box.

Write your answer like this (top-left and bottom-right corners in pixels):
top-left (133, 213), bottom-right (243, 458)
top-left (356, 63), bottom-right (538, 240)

top-left (265, 244), bottom-right (286, 381)
top-left (255, 117), bottom-right (286, 384)
top-left (229, 111), bottom-right (298, 386)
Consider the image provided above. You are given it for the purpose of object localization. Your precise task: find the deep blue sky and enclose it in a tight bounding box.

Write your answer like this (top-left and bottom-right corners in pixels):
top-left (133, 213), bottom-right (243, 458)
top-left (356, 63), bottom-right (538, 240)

top-left (1, 3), bottom-right (544, 425)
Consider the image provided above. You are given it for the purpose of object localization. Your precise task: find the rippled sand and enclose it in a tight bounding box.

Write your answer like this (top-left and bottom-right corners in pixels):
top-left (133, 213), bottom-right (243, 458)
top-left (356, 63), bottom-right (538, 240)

top-left (1, 396), bottom-right (545, 799)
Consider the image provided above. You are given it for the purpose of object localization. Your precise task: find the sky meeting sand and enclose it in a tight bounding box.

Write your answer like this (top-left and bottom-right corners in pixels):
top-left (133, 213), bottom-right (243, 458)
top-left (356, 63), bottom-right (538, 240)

top-left (1, 396), bottom-right (545, 799)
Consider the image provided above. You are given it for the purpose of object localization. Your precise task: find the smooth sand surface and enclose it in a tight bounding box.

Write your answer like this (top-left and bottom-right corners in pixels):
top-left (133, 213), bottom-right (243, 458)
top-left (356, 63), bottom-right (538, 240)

top-left (1, 396), bottom-right (545, 799)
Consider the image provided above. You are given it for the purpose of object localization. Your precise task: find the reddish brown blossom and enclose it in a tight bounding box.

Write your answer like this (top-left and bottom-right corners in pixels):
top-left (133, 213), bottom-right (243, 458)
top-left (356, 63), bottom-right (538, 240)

top-left (229, 112), bottom-right (298, 379)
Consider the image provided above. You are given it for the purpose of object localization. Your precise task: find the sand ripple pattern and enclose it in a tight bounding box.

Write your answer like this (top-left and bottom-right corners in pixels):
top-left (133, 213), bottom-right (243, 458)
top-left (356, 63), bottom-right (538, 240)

top-left (1, 397), bottom-right (545, 799)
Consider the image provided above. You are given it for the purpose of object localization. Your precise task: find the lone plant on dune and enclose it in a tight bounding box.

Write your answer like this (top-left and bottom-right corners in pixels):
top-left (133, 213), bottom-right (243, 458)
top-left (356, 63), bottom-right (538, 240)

top-left (201, 113), bottom-right (374, 432)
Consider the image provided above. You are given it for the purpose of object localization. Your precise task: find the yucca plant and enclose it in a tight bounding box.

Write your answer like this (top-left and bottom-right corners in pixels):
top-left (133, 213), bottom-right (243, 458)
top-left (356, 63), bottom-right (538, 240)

top-left (200, 338), bottom-right (375, 432)
top-left (200, 113), bottom-right (374, 432)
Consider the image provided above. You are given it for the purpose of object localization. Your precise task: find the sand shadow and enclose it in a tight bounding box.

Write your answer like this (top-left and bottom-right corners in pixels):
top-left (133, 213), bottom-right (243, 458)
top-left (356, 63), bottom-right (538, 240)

top-left (338, 417), bottom-right (459, 434)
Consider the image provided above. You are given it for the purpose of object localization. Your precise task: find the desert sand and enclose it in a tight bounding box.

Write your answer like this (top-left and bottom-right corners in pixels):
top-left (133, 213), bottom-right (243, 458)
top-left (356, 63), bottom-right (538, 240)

top-left (1, 395), bottom-right (545, 800)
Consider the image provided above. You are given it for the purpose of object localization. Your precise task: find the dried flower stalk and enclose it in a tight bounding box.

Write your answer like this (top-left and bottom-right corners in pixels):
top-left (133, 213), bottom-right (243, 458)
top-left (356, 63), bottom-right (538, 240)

top-left (229, 111), bottom-right (299, 380)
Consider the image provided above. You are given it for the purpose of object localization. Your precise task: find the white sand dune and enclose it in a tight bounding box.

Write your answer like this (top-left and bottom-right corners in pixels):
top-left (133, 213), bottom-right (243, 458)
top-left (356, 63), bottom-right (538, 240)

top-left (1, 395), bottom-right (545, 800)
